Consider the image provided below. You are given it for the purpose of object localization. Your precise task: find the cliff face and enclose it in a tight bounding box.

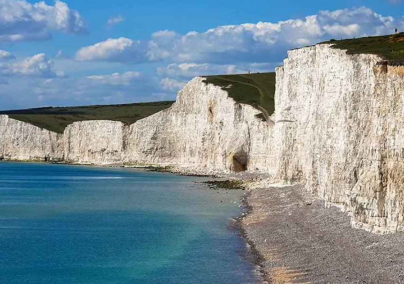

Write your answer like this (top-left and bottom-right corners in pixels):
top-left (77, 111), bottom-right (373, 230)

top-left (0, 115), bottom-right (64, 161)
top-left (0, 78), bottom-right (274, 175)
top-left (125, 78), bottom-right (275, 174)
top-left (1, 44), bottom-right (403, 233)
top-left (64, 121), bottom-right (126, 165)
top-left (274, 44), bottom-right (404, 233)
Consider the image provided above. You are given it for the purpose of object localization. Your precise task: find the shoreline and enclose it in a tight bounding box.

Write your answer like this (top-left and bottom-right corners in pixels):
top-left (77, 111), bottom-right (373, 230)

top-left (235, 192), bottom-right (270, 284)
top-left (242, 183), bottom-right (404, 284)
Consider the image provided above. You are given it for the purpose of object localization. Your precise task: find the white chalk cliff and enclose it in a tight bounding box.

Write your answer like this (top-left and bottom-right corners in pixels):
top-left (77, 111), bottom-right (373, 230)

top-left (274, 44), bottom-right (404, 234)
top-left (0, 115), bottom-right (64, 161)
top-left (123, 78), bottom-right (274, 174)
top-left (1, 43), bottom-right (403, 234)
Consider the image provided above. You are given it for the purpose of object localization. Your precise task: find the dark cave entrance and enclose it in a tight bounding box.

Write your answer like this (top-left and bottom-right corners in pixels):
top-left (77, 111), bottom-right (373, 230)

top-left (232, 151), bottom-right (248, 172)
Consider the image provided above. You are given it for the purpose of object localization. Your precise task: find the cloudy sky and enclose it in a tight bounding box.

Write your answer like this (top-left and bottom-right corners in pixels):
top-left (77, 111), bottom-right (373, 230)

top-left (0, 0), bottom-right (403, 110)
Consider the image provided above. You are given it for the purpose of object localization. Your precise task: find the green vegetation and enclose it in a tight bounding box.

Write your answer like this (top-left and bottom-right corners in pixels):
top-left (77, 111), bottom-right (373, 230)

top-left (0, 101), bottom-right (175, 134)
top-left (202, 72), bottom-right (276, 121)
top-left (323, 32), bottom-right (404, 62)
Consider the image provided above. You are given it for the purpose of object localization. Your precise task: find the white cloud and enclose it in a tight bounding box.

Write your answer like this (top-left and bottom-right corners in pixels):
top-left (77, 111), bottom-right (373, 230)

top-left (43, 79), bottom-right (53, 84)
top-left (75, 7), bottom-right (402, 65)
top-left (0, 0), bottom-right (86, 43)
top-left (0, 50), bottom-right (15, 61)
top-left (147, 30), bottom-right (181, 61)
top-left (75, 38), bottom-right (148, 63)
top-left (157, 62), bottom-right (272, 78)
top-left (87, 71), bottom-right (141, 85)
top-left (160, 78), bottom-right (186, 92)
top-left (1, 54), bottom-right (61, 78)
top-left (107, 15), bottom-right (124, 27)
top-left (323, 24), bottom-right (360, 37)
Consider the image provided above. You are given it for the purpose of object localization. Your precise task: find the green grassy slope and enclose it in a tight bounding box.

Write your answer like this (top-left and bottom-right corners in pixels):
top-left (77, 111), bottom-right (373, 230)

top-left (322, 32), bottom-right (404, 62)
top-left (0, 101), bottom-right (175, 134)
top-left (202, 72), bottom-right (276, 121)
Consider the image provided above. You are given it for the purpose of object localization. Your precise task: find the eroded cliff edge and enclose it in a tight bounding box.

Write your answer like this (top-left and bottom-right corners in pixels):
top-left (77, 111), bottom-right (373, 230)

top-left (1, 43), bottom-right (404, 234)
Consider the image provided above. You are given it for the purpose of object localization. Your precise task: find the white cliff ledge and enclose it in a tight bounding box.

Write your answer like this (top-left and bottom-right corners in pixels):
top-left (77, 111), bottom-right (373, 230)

top-left (1, 43), bottom-right (404, 234)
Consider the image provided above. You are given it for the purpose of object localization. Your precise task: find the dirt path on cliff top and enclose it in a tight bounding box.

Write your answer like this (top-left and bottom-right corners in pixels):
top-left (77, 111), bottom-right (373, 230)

top-left (242, 184), bottom-right (404, 284)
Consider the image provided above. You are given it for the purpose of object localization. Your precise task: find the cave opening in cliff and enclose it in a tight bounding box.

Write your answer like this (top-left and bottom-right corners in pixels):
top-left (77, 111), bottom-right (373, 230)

top-left (232, 151), bottom-right (248, 172)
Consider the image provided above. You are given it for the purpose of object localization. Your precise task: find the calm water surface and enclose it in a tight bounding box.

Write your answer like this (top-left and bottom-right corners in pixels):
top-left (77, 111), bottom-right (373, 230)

top-left (0, 162), bottom-right (257, 284)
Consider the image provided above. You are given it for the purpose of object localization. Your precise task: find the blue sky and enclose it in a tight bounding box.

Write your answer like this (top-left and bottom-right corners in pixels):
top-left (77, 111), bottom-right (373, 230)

top-left (0, 0), bottom-right (403, 110)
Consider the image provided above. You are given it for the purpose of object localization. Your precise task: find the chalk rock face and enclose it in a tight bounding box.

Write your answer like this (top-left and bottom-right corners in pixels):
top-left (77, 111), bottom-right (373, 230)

top-left (0, 115), bottom-right (63, 161)
top-left (125, 77), bottom-right (275, 175)
top-left (274, 44), bottom-right (404, 233)
top-left (63, 121), bottom-right (126, 165)
top-left (0, 78), bottom-right (275, 175)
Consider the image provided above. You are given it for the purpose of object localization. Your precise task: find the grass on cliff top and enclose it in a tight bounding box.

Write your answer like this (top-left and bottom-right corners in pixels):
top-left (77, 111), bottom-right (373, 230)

top-left (0, 101), bottom-right (175, 134)
top-left (202, 72), bottom-right (276, 120)
top-left (322, 32), bottom-right (404, 62)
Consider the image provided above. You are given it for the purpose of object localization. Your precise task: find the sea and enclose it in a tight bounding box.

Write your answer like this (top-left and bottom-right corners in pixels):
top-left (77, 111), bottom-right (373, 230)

top-left (0, 162), bottom-right (257, 284)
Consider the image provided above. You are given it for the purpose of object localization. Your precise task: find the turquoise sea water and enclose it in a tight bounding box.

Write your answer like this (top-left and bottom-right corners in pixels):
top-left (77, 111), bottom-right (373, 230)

top-left (0, 162), bottom-right (257, 284)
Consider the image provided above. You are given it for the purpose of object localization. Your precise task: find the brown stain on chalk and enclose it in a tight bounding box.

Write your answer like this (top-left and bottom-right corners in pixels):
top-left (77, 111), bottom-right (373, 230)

top-left (374, 64), bottom-right (404, 77)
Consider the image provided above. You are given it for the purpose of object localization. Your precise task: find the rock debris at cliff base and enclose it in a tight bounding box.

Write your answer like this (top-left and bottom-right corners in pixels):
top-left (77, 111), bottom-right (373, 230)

top-left (243, 184), bottom-right (404, 284)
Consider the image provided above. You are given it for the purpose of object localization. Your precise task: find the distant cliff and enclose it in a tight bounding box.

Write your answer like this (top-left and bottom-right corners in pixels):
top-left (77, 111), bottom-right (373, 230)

top-left (0, 115), bottom-right (64, 161)
top-left (1, 43), bottom-right (404, 234)
top-left (0, 77), bottom-right (274, 173)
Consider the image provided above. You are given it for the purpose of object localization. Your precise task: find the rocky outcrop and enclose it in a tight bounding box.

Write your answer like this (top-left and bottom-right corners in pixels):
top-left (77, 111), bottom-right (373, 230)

top-left (1, 44), bottom-right (403, 234)
top-left (273, 44), bottom-right (404, 234)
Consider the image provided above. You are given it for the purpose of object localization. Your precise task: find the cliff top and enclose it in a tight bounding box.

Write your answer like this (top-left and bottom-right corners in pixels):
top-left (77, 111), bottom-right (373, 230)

top-left (0, 101), bottom-right (175, 134)
top-left (202, 72), bottom-right (276, 121)
top-left (322, 32), bottom-right (404, 62)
